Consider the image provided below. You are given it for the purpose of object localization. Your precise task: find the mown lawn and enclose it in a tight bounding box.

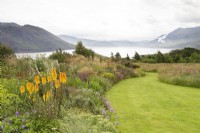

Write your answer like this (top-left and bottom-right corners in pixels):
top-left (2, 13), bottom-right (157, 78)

top-left (107, 73), bottom-right (200, 133)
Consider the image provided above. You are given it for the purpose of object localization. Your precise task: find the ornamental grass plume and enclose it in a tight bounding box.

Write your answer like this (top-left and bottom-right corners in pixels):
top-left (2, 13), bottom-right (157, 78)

top-left (35, 75), bottom-right (40, 85)
top-left (20, 85), bottom-right (25, 94)
top-left (55, 80), bottom-right (60, 89)
top-left (51, 68), bottom-right (57, 81)
top-left (42, 77), bottom-right (47, 85)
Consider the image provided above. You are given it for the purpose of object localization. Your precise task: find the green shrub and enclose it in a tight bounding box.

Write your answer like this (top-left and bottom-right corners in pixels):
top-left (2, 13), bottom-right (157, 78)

top-left (64, 89), bottom-right (104, 114)
top-left (1, 112), bottom-right (58, 133)
top-left (49, 51), bottom-right (66, 63)
top-left (58, 109), bottom-right (117, 133)
top-left (0, 44), bottom-right (14, 61)
top-left (102, 72), bottom-right (115, 80)
top-left (77, 66), bottom-right (95, 81)
top-left (1, 89), bottom-right (23, 117)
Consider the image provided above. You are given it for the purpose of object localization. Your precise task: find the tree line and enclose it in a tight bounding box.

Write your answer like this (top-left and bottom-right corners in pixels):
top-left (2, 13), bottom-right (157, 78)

top-left (111, 47), bottom-right (200, 63)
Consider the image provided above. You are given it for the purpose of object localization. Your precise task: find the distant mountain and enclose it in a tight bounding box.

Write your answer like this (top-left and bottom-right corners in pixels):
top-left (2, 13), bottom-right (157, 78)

top-left (59, 26), bottom-right (200, 49)
top-left (59, 35), bottom-right (147, 47)
top-left (149, 26), bottom-right (200, 49)
top-left (0, 22), bottom-right (74, 53)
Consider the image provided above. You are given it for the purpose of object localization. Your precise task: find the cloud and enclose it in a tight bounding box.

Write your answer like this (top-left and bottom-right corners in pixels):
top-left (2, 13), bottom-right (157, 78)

top-left (175, 0), bottom-right (200, 24)
top-left (181, 0), bottom-right (200, 8)
top-left (0, 0), bottom-right (200, 40)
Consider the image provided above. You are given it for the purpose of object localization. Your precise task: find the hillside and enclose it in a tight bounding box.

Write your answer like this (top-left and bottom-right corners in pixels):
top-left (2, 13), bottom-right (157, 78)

top-left (0, 22), bottom-right (74, 53)
top-left (59, 35), bottom-right (141, 47)
top-left (149, 26), bottom-right (200, 49)
top-left (60, 26), bottom-right (200, 49)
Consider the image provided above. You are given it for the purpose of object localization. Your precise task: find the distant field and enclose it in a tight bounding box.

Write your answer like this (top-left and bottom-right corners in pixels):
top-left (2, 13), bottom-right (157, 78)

top-left (107, 73), bottom-right (200, 133)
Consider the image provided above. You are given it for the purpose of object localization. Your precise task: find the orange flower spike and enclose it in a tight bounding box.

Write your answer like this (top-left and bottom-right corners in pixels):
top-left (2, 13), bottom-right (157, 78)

top-left (20, 85), bottom-right (25, 94)
top-left (47, 76), bottom-right (52, 83)
top-left (42, 77), bottom-right (47, 85)
top-left (35, 84), bottom-right (39, 92)
top-left (51, 68), bottom-right (57, 81)
top-left (43, 91), bottom-right (51, 102)
top-left (62, 72), bottom-right (67, 84)
top-left (43, 94), bottom-right (46, 102)
top-left (35, 75), bottom-right (40, 85)
top-left (26, 82), bottom-right (31, 91)
top-left (46, 90), bottom-right (51, 100)
top-left (55, 80), bottom-right (60, 89)
top-left (28, 83), bottom-right (34, 95)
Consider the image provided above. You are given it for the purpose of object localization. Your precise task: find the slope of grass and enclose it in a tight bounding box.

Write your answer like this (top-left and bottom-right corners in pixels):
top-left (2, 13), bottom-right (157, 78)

top-left (107, 73), bottom-right (200, 133)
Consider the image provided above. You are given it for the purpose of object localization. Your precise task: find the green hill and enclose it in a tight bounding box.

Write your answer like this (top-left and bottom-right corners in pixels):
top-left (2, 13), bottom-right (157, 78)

top-left (0, 22), bottom-right (74, 53)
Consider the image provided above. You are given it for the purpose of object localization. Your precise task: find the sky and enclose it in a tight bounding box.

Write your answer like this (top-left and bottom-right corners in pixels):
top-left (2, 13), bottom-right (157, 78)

top-left (0, 0), bottom-right (200, 41)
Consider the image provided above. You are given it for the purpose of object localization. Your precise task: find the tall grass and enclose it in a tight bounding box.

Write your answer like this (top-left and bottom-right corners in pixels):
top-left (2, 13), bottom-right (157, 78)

top-left (139, 63), bottom-right (200, 88)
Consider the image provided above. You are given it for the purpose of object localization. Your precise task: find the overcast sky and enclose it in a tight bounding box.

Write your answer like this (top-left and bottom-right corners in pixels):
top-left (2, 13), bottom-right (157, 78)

top-left (0, 0), bottom-right (200, 41)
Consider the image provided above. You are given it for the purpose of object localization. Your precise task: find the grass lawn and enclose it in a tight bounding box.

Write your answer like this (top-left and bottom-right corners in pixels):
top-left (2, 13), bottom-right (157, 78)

top-left (107, 73), bottom-right (200, 133)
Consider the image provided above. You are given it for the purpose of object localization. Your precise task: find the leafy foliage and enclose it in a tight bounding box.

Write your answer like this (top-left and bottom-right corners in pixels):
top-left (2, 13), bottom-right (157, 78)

top-left (139, 47), bottom-right (200, 63)
top-left (75, 41), bottom-right (95, 60)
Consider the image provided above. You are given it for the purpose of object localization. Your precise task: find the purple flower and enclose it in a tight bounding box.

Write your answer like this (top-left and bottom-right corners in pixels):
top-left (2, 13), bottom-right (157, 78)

top-left (101, 109), bottom-right (106, 115)
top-left (22, 125), bottom-right (26, 129)
top-left (106, 115), bottom-right (110, 119)
top-left (25, 112), bottom-right (29, 115)
top-left (15, 111), bottom-right (19, 117)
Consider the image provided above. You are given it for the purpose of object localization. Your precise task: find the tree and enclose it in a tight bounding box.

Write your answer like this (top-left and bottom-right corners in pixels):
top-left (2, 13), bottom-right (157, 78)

top-left (75, 41), bottom-right (85, 55)
top-left (75, 41), bottom-right (95, 60)
top-left (134, 52), bottom-right (141, 61)
top-left (110, 52), bottom-right (115, 62)
top-left (156, 51), bottom-right (165, 63)
top-left (125, 54), bottom-right (130, 61)
top-left (115, 52), bottom-right (121, 61)
top-left (49, 51), bottom-right (65, 63)
top-left (0, 44), bottom-right (14, 59)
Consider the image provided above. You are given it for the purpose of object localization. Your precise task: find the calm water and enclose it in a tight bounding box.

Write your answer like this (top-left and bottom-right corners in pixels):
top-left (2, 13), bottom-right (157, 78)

top-left (16, 47), bottom-right (172, 59)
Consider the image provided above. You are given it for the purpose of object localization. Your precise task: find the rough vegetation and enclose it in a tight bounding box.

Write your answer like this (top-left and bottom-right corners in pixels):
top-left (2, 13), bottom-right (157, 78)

top-left (1, 42), bottom-right (199, 132)
top-left (0, 43), bottom-right (143, 132)
top-left (139, 63), bottom-right (200, 88)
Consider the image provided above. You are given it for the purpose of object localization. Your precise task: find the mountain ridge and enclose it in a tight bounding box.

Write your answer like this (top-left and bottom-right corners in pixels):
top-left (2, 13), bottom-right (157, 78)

top-left (59, 26), bottom-right (200, 49)
top-left (0, 22), bottom-right (74, 53)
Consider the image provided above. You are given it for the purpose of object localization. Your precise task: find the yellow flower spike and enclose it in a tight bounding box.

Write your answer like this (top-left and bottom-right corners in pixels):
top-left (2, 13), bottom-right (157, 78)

top-left (62, 72), bottom-right (67, 84)
top-left (47, 76), bottom-right (52, 83)
top-left (51, 68), bottom-right (57, 81)
top-left (46, 90), bottom-right (51, 99)
top-left (42, 77), bottom-right (47, 85)
top-left (35, 84), bottom-right (39, 92)
top-left (43, 94), bottom-right (46, 102)
top-left (20, 85), bottom-right (25, 94)
top-left (26, 82), bottom-right (31, 91)
top-left (28, 83), bottom-right (34, 95)
top-left (55, 80), bottom-right (60, 89)
top-left (43, 90), bottom-right (51, 102)
top-left (59, 72), bottom-right (67, 83)
top-left (35, 75), bottom-right (40, 85)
